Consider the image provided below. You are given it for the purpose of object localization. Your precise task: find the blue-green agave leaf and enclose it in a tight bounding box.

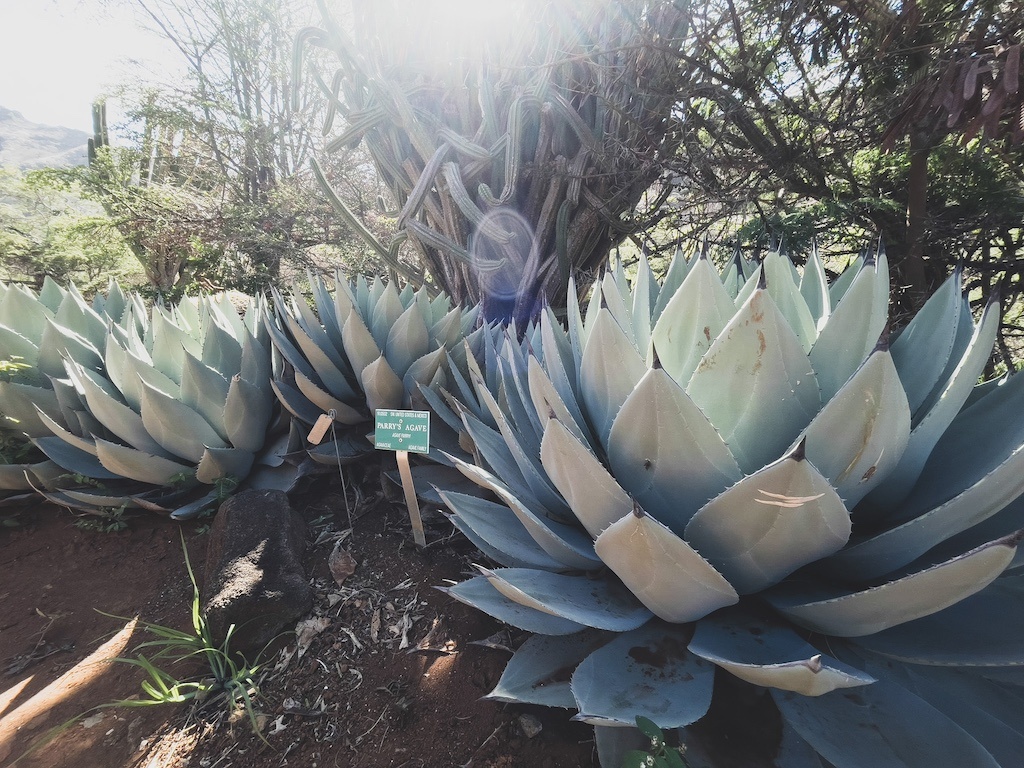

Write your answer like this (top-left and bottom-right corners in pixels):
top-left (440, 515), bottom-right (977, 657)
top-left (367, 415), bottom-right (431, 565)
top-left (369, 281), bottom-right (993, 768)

top-left (688, 610), bottom-right (875, 696)
top-left (809, 254), bottom-right (888, 401)
top-left (485, 630), bottom-right (609, 708)
top-left (439, 490), bottom-right (567, 571)
top-left (891, 268), bottom-right (962, 416)
top-left (772, 677), bottom-right (999, 768)
top-left (571, 622), bottom-right (714, 727)
top-left (479, 566), bottom-right (653, 632)
top-left (94, 437), bottom-right (193, 486)
top-left (442, 576), bottom-right (588, 635)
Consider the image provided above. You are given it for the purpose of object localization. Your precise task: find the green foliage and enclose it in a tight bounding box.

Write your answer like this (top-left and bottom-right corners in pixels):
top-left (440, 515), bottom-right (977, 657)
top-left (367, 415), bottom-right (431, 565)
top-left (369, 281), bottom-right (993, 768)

top-left (73, 504), bottom-right (130, 533)
top-left (101, 536), bottom-right (267, 734)
top-left (622, 718), bottom-right (689, 768)
top-left (0, 168), bottom-right (139, 291)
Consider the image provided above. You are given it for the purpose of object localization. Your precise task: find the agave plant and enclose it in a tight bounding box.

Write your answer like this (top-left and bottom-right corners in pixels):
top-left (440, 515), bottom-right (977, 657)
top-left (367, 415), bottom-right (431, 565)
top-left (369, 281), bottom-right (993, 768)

top-left (266, 272), bottom-right (494, 466)
top-left (433, 245), bottom-right (1024, 767)
top-left (11, 286), bottom-right (289, 519)
top-left (0, 278), bottom-right (139, 503)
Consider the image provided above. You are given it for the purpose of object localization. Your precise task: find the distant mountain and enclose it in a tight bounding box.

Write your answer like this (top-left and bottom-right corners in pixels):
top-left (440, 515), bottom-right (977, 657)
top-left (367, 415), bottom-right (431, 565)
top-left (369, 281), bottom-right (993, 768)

top-left (0, 107), bottom-right (89, 170)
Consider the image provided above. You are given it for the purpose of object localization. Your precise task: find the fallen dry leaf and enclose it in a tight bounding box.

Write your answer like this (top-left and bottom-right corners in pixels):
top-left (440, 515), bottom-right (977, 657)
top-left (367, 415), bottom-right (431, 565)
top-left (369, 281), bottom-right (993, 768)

top-left (370, 608), bottom-right (381, 642)
top-left (295, 616), bottom-right (330, 658)
top-left (328, 542), bottom-right (357, 586)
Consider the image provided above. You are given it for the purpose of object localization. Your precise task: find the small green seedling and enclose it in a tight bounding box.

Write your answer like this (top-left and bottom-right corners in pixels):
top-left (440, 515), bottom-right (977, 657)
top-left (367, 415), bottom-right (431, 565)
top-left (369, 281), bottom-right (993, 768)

top-left (622, 716), bottom-right (689, 768)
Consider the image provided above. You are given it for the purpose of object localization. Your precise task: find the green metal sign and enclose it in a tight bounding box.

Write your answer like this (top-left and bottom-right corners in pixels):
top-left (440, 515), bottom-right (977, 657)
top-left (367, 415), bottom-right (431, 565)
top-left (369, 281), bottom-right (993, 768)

top-left (374, 409), bottom-right (430, 454)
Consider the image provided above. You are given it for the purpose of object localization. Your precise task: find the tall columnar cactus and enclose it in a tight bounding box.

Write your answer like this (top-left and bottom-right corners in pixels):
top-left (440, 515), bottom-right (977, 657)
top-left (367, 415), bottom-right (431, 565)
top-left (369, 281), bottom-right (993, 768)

top-left (433, 246), bottom-right (1024, 767)
top-left (266, 272), bottom-right (494, 465)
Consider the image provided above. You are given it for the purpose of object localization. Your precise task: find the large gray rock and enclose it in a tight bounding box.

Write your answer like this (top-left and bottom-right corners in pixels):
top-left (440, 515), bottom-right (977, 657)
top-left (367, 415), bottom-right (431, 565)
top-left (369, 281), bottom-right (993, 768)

top-left (202, 489), bottom-right (312, 655)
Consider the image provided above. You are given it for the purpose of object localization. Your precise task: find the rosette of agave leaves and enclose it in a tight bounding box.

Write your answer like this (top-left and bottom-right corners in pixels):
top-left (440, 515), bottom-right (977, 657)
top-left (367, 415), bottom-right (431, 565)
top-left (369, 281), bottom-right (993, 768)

top-left (266, 272), bottom-right (494, 467)
top-left (0, 279), bottom-right (287, 519)
top-left (434, 245), bottom-right (1024, 767)
top-left (0, 278), bottom-right (140, 504)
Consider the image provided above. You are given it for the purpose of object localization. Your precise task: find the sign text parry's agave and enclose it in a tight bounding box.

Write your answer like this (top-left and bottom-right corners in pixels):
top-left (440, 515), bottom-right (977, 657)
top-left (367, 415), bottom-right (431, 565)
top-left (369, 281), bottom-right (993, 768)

top-left (434, 245), bottom-right (1024, 767)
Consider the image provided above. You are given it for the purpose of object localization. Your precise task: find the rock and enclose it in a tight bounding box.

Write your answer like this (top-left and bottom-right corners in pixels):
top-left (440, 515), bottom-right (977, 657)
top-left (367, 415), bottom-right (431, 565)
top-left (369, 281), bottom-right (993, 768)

top-left (518, 713), bottom-right (543, 739)
top-left (202, 489), bottom-right (312, 655)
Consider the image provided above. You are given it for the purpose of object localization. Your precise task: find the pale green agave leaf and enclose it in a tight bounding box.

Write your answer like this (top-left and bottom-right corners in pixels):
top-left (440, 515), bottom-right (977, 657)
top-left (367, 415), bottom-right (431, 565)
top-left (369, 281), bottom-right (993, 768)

top-left (439, 490), bottom-right (566, 571)
top-left (180, 353), bottom-right (231, 441)
top-left (34, 405), bottom-right (98, 456)
top-left (151, 307), bottom-right (202, 384)
top-left (140, 383), bottom-right (228, 463)
top-left (826, 372), bottom-right (1024, 579)
top-left (540, 417), bottom-right (631, 538)
top-left (0, 284), bottom-right (52, 342)
top-left (385, 301), bottom-right (429, 379)
top-left (687, 285), bottom-right (821, 474)
top-left (528, 357), bottom-right (590, 449)
top-left (799, 347), bottom-right (910, 510)
top-left (94, 437), bottom-right (193, 486)
top-left (342, 307), bottom-right (382, 382)
top-left (201, 316), bottom-right (243, 379)
top-left (223, 375), bottom-right (273, 454)
top-left (272, 379), bottom-right (329, 425)
top-left (600, 271), bottom-right (636, 348)
top-left (855, 577), bottom-right (1024, 666)
top-left (67, 362), bottom-right (169, 457)
top-left (403, 347), bottom-right (447, 404)
top-left (370, 281), bottom-right (404, 349)
top-left (650, 253), bottom-right (736, 387)
top-left (763, 251), bottom-right (817, 353)
top-left (595, 506), bottom-right (738, 622)
top-left (361, 355), bottom-right (404, 413)
top-left (570, 622), bottom-right (714, 727)
top-left (0, 324), bottom-right (39, 370)
top-left (799, 243), bottom-right (830, 330)
top-left (442, 576), bottom-right (588, 635)
top-left (688, 611), bottom-right (875, 696)
top-left (471, 368), bottom-right (567, 516)
top-left (651, 247), bottom-right (694, 322)
top-left (196, 446), bottom-right (255, 484)
top-left (293, 368), bottom-right (364, 425)
top-left (685, 442), bottom-right (850, 594)
top-left (38, 319), bottom-right (103, 379)
top-left (280, 303), bottom-right (354, 397)
top-left (55, 288), bottom-right (108, 352)
top-left (609, 367), bottom-right (741, 532)
top-left (772, 678), bottom-right (999, 768)
top-left (579, 309), bottom-right (646, 448)
top-left (769, 535), bottom-right (1018, 637)
top-left (0, 381), bottom-right (61, 437)
top-left (809, 255), bottom-right (889, 401)
top-left (485, 631), bottom-right (609, 709)
top-left (478, 566), bottom-right (653, 632)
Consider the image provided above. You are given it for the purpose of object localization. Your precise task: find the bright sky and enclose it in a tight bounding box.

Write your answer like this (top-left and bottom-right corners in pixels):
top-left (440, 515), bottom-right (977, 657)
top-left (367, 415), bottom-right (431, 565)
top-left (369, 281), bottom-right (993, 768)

top-left (0, 0), bottom-right (181, 133)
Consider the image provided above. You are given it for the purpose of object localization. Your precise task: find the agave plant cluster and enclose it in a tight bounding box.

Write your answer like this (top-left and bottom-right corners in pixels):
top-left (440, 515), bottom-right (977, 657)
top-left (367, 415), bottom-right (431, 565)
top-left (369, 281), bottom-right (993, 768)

top-left (266, 272), bottom-right (494, 465)
top-left (432, 246), bottom-right (1024, 767)
top-left (0, 278), bottom-right (289, 519)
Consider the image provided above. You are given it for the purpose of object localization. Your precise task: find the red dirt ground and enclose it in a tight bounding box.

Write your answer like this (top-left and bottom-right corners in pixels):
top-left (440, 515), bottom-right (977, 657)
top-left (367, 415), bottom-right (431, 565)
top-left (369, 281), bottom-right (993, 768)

top-left (0, 484), bottom-right (599, 768)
